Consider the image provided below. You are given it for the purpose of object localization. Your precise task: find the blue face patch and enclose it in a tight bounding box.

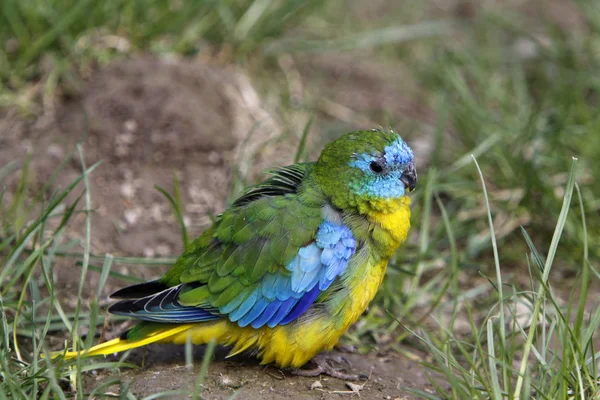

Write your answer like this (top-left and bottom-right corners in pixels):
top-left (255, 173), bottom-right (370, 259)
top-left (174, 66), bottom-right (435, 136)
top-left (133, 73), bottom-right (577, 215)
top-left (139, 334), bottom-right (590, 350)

top-left (348, 136), bottom-right (414, 199)
top-left (383, 137), bottom-right (414, 166)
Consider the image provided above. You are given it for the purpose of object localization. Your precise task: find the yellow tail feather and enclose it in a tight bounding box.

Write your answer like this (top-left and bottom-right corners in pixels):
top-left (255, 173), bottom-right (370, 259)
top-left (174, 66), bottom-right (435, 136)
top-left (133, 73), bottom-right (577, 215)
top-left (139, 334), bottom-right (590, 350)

top-left (53, 324), bottom-right (195, 360)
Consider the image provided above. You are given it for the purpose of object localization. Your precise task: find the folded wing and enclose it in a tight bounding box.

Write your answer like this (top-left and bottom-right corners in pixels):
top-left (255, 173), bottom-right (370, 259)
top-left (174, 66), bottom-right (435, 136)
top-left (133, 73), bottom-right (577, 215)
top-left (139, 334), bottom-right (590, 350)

top-left (109, 164), bottom-right (356, 329)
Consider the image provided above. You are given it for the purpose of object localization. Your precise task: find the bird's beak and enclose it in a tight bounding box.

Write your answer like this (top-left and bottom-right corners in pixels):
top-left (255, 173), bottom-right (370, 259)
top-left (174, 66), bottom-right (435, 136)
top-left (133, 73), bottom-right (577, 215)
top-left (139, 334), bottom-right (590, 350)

top-left (400, 162), bottom-right (417, 192)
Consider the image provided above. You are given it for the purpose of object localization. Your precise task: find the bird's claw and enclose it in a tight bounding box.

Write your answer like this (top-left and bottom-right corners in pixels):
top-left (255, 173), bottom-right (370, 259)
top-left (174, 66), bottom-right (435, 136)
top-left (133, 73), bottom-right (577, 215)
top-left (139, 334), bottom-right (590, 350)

top-left (289, 353), bottom-right (362, 381)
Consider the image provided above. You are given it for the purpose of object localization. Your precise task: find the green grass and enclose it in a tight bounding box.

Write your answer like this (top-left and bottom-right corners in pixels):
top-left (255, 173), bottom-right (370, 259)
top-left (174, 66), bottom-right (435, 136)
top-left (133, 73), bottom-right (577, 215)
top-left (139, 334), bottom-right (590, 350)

top-left (0, 0), bottom-right (323, 113)
top-left (2, 0), bottom-right (600, 398)
top-left (380, 5), bottom-right (600, 397)
top-left (400, 157), bottom-right (600, 399)
top-left (0, 150), bottom-right (221, 397)
top-left (381, 5), bottom-right (600, 397)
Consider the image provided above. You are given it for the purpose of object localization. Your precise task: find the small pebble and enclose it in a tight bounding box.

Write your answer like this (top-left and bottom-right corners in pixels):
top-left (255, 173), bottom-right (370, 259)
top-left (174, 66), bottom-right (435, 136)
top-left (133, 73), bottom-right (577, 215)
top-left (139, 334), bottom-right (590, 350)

top-left (124, 119), bottom-right (138, 132)
top-left (47, 144), bottom-right (64, 159)
top-left (156, 243), bottom-right (171, 257)
top-left (120, 182), bottom-right (136, 199)
top-left (124, 208), bottom-right (141, 225)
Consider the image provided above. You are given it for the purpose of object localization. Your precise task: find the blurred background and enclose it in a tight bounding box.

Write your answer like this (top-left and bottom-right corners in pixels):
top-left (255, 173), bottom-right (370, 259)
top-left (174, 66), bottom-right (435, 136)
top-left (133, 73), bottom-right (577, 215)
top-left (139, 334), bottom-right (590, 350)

top-left (1, 1), bottom-right (599, 398)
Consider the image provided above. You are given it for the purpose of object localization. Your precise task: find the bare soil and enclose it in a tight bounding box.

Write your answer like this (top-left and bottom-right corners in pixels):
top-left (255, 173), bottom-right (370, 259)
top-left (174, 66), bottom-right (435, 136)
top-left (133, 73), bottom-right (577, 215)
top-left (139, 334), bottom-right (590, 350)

top-left (86, 345), bottom-right (436, 399)
top-left (1, 55), bottom-right (434, 399)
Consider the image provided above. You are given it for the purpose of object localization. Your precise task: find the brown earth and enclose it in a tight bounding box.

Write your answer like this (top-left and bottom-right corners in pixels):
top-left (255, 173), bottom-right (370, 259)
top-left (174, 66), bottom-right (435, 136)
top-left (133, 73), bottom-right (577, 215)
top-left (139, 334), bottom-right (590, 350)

top-left (84, 345), bottom-right (436, 399)
top-left (1, 55), bottom-right (435, 399)
top-left (1, 55), bottom-right (291, 288)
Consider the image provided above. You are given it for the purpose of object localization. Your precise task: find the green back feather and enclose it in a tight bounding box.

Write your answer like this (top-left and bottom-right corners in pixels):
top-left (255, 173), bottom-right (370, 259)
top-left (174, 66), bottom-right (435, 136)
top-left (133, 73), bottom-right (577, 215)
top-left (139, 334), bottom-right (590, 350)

top-left (162, 163), bottom-right (325, 311)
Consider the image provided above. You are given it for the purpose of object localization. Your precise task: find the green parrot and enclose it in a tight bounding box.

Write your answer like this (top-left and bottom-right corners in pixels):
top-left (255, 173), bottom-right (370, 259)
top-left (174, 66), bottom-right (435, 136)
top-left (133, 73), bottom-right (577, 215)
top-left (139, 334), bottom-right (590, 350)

top-left (57, 129), bottom-right (417, 380)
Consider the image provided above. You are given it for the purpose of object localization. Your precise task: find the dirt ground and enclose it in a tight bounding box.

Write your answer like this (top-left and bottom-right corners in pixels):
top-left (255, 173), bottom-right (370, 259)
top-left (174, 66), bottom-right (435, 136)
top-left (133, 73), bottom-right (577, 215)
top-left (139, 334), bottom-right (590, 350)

top-left (85, 345), bottom-right (435, 399)
top-left (1, 55), bottom-right (436, 399)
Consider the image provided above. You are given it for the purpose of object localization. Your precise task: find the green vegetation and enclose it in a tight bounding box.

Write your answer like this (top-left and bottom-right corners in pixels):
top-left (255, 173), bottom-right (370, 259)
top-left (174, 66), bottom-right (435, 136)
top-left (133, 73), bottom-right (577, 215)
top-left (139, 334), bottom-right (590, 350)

top-left (1, 0), bottom-right (599, 398)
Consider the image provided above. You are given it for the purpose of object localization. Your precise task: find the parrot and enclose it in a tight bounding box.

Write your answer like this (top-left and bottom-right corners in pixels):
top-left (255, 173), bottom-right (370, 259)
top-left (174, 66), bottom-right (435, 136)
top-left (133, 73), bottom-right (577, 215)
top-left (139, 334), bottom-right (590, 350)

top-left (56, 128), bottom-right (417, 380)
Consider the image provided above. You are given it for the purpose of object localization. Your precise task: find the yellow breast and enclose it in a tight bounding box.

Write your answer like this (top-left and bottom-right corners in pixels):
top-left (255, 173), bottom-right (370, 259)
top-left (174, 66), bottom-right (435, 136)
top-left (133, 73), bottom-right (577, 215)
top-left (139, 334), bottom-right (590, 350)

top-left (366, 195), bottom-right (412, 257)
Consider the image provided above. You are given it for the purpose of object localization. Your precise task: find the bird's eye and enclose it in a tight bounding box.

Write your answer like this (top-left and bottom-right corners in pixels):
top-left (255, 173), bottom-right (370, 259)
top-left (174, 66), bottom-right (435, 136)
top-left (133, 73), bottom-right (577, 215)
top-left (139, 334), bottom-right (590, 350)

top-left (369, 161), bottom-right (384, 174)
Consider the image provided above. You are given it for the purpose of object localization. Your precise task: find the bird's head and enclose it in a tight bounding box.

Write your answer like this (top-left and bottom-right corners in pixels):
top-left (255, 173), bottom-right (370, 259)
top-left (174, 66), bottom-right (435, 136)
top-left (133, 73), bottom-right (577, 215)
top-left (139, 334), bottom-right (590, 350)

top-left (314, 129), bottom-right (417, 214)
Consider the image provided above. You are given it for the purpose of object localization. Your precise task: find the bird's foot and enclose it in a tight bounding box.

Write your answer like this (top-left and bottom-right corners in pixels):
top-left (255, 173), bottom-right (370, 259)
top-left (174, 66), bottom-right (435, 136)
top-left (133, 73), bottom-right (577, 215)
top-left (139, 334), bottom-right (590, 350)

top-left (290, 353), bottom-right (365, 381)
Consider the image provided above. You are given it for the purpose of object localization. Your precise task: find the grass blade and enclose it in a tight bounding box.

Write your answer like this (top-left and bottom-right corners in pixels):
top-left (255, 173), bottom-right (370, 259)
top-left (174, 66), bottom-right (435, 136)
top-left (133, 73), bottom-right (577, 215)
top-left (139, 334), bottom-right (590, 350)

top-left (513, 157), bottom-right (578, 399)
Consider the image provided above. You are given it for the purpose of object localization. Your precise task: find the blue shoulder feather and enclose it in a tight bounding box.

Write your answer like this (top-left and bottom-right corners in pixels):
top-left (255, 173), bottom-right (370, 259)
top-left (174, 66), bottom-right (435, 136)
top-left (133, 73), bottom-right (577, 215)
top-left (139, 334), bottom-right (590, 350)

top-left (222, 219), bottom-right (356, 328)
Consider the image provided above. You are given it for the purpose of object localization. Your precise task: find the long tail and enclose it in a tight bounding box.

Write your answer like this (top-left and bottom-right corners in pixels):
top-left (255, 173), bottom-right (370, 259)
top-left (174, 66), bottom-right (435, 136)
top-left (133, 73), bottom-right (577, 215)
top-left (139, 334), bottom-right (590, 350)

top-left (53, 279), bottom-right (232, 360)
top-left (53, 324), bottom-right (195, 360)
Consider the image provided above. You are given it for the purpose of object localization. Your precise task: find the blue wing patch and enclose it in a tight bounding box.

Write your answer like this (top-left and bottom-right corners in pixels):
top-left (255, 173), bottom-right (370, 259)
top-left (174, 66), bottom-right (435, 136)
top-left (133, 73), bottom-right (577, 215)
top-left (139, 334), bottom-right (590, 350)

top-left (223, 220), bottom-right (356, 328)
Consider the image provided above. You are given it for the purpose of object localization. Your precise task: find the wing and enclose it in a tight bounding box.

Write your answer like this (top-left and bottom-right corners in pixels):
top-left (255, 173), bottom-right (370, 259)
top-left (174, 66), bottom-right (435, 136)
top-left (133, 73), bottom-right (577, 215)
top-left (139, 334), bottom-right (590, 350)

top-left (177, 218), bottom-right (356, 329)
top-left (109, 164), bottom-right (357, 329)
